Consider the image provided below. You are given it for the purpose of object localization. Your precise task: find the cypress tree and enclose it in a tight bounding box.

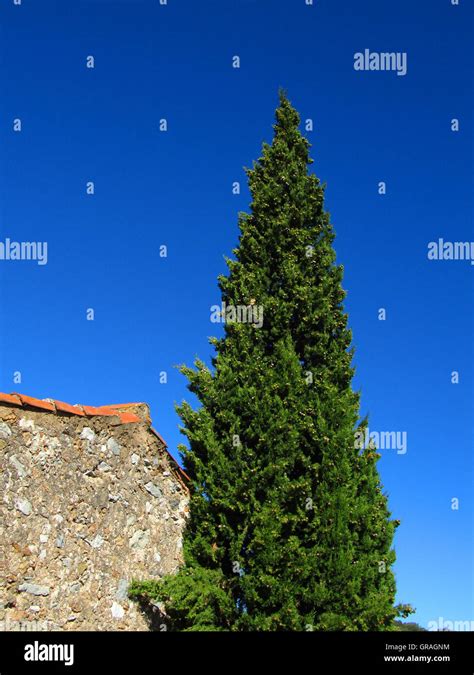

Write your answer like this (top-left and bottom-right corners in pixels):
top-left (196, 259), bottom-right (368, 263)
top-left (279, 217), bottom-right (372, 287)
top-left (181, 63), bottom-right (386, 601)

top-left (130, 91), bottom-right (412, 631)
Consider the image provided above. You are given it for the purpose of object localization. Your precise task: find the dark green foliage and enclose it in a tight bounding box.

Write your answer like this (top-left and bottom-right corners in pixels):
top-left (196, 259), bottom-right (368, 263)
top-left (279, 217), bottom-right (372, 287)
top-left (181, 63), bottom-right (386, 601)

top-left (131, 91), bottom-right (413, 631)
top-left (394, 621), bottom-right (426, 632)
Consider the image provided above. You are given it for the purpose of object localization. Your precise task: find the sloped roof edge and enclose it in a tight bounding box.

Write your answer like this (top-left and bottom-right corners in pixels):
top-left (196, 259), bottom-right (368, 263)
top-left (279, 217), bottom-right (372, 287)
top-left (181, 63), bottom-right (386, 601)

top-left (0, 392), bottom-right (190, 488)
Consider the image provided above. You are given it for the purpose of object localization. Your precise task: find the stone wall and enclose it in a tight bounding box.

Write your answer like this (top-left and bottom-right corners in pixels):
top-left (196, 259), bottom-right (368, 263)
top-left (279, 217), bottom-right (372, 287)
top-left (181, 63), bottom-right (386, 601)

top-left (0, 397), bottom-right (189, 631)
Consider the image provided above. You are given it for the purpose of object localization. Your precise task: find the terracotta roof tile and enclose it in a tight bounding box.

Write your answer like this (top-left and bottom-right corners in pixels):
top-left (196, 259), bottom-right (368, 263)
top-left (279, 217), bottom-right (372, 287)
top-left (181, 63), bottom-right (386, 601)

top-left (0, 391), bottom-right (189, 487)
top-left (4, 392), bottom-right (142, 424)
top-left (81, 405), bottom-right (118, 417)
top-left (99, 403), bottom-right (143, 409)
top-left (116, 411), bottom-right (142, 424)
top-left (16, 394), bottom-right (56, 412)
top-left (0, 393), bottom-right (22, 406)
top-left (53, 400), bottom-right (86, 416)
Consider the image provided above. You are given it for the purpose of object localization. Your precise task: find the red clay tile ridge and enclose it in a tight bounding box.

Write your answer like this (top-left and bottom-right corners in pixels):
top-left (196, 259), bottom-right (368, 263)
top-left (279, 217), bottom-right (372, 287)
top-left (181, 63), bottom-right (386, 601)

top-left (0, 391), bottom-right (190, 484)
top-left (0, 392), bottom-right (143, 424)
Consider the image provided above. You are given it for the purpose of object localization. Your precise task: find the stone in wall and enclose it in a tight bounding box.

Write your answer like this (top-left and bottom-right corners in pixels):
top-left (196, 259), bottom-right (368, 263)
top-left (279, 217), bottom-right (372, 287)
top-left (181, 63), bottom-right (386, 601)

top-left (0, 397), bottom-right (189, 631)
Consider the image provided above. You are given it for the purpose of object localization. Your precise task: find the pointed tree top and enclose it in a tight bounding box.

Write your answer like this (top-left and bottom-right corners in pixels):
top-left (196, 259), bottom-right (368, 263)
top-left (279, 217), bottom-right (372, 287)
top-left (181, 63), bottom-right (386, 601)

top-left (275, 89), bottom-right (301, 134)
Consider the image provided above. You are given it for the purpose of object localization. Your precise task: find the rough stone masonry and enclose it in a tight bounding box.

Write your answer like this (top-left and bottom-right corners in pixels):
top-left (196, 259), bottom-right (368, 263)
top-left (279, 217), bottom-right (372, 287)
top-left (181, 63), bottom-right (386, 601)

top-left (0, 393), bottom-right (189, 631)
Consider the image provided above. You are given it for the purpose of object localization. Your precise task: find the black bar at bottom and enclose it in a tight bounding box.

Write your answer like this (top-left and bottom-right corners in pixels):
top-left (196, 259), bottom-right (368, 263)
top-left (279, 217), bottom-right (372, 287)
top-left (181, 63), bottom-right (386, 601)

top-left (0, 630), bottom-right (472, 674)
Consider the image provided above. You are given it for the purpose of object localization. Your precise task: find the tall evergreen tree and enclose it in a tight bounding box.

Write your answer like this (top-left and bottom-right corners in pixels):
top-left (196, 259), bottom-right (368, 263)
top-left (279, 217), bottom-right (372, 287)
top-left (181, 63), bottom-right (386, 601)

top-left (130, 91), bottom-right (412, 631)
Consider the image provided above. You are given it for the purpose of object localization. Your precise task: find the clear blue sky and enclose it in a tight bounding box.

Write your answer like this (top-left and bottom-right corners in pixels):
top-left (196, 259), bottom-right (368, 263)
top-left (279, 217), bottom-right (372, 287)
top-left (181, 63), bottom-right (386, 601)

top-left (1, 0), bottom-right (472, 630)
